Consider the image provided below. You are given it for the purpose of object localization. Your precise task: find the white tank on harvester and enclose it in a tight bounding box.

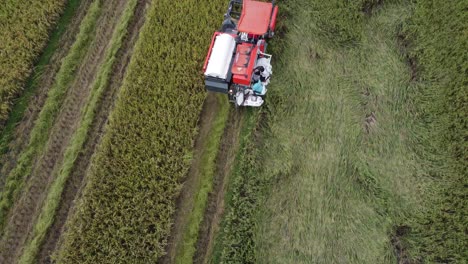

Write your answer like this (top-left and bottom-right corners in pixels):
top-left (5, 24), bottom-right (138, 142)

top-left (202, 0), bottom-right (278, 107)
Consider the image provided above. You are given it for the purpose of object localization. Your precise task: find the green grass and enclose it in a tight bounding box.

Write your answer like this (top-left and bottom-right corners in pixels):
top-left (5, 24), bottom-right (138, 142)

top-left (0, 0), bottom-right (81, 155)
top-left (214, 0), bottom-right (466, 263)
top-left (17, 1), bottom-right (137, 263)
top-left (175, 94), bottom-right (229, 264)
top-left (399, 0), bottom-right (468, 261)
top-left (0, 0), bottom-right (102, 233)
top-left (211, 109), bottom-right (262, 264)
top-left (254, 4), bottom-right (422, 262)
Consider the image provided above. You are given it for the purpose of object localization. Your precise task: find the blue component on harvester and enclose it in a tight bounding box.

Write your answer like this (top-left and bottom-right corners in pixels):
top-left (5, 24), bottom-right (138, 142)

top-left (252, 81), bottom-right (263, 94)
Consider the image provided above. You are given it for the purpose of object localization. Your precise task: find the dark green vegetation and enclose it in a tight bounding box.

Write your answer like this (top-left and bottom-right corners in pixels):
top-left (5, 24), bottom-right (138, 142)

top-left (401, 1), bottom-right (467, 261)
top-left (308, 0), bottom-right (390, 43)
top-left (55, 0), bottom-right (226, 262)
top-left (212, 110), bottom-right (263, 263)
top-left (213, 0), bottom-right (467, 263)
top-left (0, 0), bottom-right (65, 128)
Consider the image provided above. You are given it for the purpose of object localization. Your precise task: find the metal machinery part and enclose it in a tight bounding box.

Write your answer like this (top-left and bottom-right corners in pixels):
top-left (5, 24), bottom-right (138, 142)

top-left (202, 0), bottom-right (278, 107)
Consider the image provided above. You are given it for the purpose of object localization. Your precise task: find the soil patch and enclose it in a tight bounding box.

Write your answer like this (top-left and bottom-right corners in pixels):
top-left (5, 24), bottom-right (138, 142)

top-left (361, 86), bottom-right (378, 134)
top-left (391, 225), bottom-right (415, 264)
top-left (397, 33), bottom-right (419, 81)
top-left (365, 111), bottom-right (377, 133)
top-left (362, 0), bottom-right (385, 16)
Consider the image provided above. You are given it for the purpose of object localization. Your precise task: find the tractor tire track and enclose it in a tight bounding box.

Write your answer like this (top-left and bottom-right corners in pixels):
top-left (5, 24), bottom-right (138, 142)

top-left (37, 1), bottom-right (150, 263)
top-left (0, 0), bottom-right (93, 190)
top-left (194, 109), bottom-right (243, 264)
top-left (0, 1), bottom-right (130, 263)
top-left (159, 103), bottom-right (244, 264)
top-left (160, 93), bottom-right (222, 264)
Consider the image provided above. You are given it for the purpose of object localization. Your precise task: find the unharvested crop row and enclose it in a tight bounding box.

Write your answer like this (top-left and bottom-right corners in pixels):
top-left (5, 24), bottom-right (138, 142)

top-left (0, 0), bottom-right (102, 232)
top-left (56, 0), bottom-right (225, 262)
top-left (0, 0), bottom-right (65, 128)
top-left (17, 1), bottom-right (138, 263)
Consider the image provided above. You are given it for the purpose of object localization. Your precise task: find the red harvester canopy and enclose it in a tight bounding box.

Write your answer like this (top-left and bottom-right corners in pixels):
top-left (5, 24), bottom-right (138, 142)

top-left (237, 0), bottom-right (273, 35)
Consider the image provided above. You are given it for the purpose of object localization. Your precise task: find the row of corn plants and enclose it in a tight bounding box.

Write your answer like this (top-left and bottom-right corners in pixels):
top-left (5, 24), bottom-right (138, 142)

top-left (55, 0), bottom-right (226, 262)
top-left (17, 1), bottom-right (138, 263)
top-left (0, 0), bottom-right (102, 233)
top-left (0, 0), bottom-right (65, 128)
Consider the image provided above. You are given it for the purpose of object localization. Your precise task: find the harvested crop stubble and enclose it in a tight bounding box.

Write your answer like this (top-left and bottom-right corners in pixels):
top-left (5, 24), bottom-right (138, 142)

top-left (0, 0), bottom-right (65, 128)
top-left (56, 0), bottom-right (225, 262)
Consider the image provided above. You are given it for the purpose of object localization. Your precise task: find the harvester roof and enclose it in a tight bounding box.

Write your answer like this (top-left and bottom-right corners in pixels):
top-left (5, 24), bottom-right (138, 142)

top-left (238, 0), bottom-right (273, 35)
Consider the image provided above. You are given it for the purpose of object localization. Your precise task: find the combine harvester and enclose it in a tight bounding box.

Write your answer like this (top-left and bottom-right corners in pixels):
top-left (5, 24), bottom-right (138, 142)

top-left (203, 0), bottom-right (278, 107)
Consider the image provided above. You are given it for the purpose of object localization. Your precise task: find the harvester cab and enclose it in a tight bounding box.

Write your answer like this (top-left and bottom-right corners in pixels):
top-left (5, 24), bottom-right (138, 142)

top-left (203, 0), bottom-right (278, 107)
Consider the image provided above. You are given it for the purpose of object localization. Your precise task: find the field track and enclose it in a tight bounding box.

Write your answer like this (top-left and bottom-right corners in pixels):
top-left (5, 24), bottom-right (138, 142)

top-left (37, 1), bottom-right (150, 262)
top-left (0, 0), bottom-right (92, 188)
top-left (193, 109), bottom-right (244, 264)
top-left (159, 93), bottom-right (222, 264)
top-left (0, 0), bottom-right (148, 263)
top-left (159, 96), bottom-right (244, 264)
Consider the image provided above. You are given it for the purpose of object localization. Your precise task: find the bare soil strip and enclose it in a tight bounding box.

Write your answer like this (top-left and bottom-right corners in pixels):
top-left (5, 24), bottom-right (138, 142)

top-left (37, 1), bottom-right (150, 262)
top-left (194, 109), bottom-right (244, 264)
top-left (0, 1), bottom-right (133, 263)
top-left (0, 0), bottom-right (92, 189)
